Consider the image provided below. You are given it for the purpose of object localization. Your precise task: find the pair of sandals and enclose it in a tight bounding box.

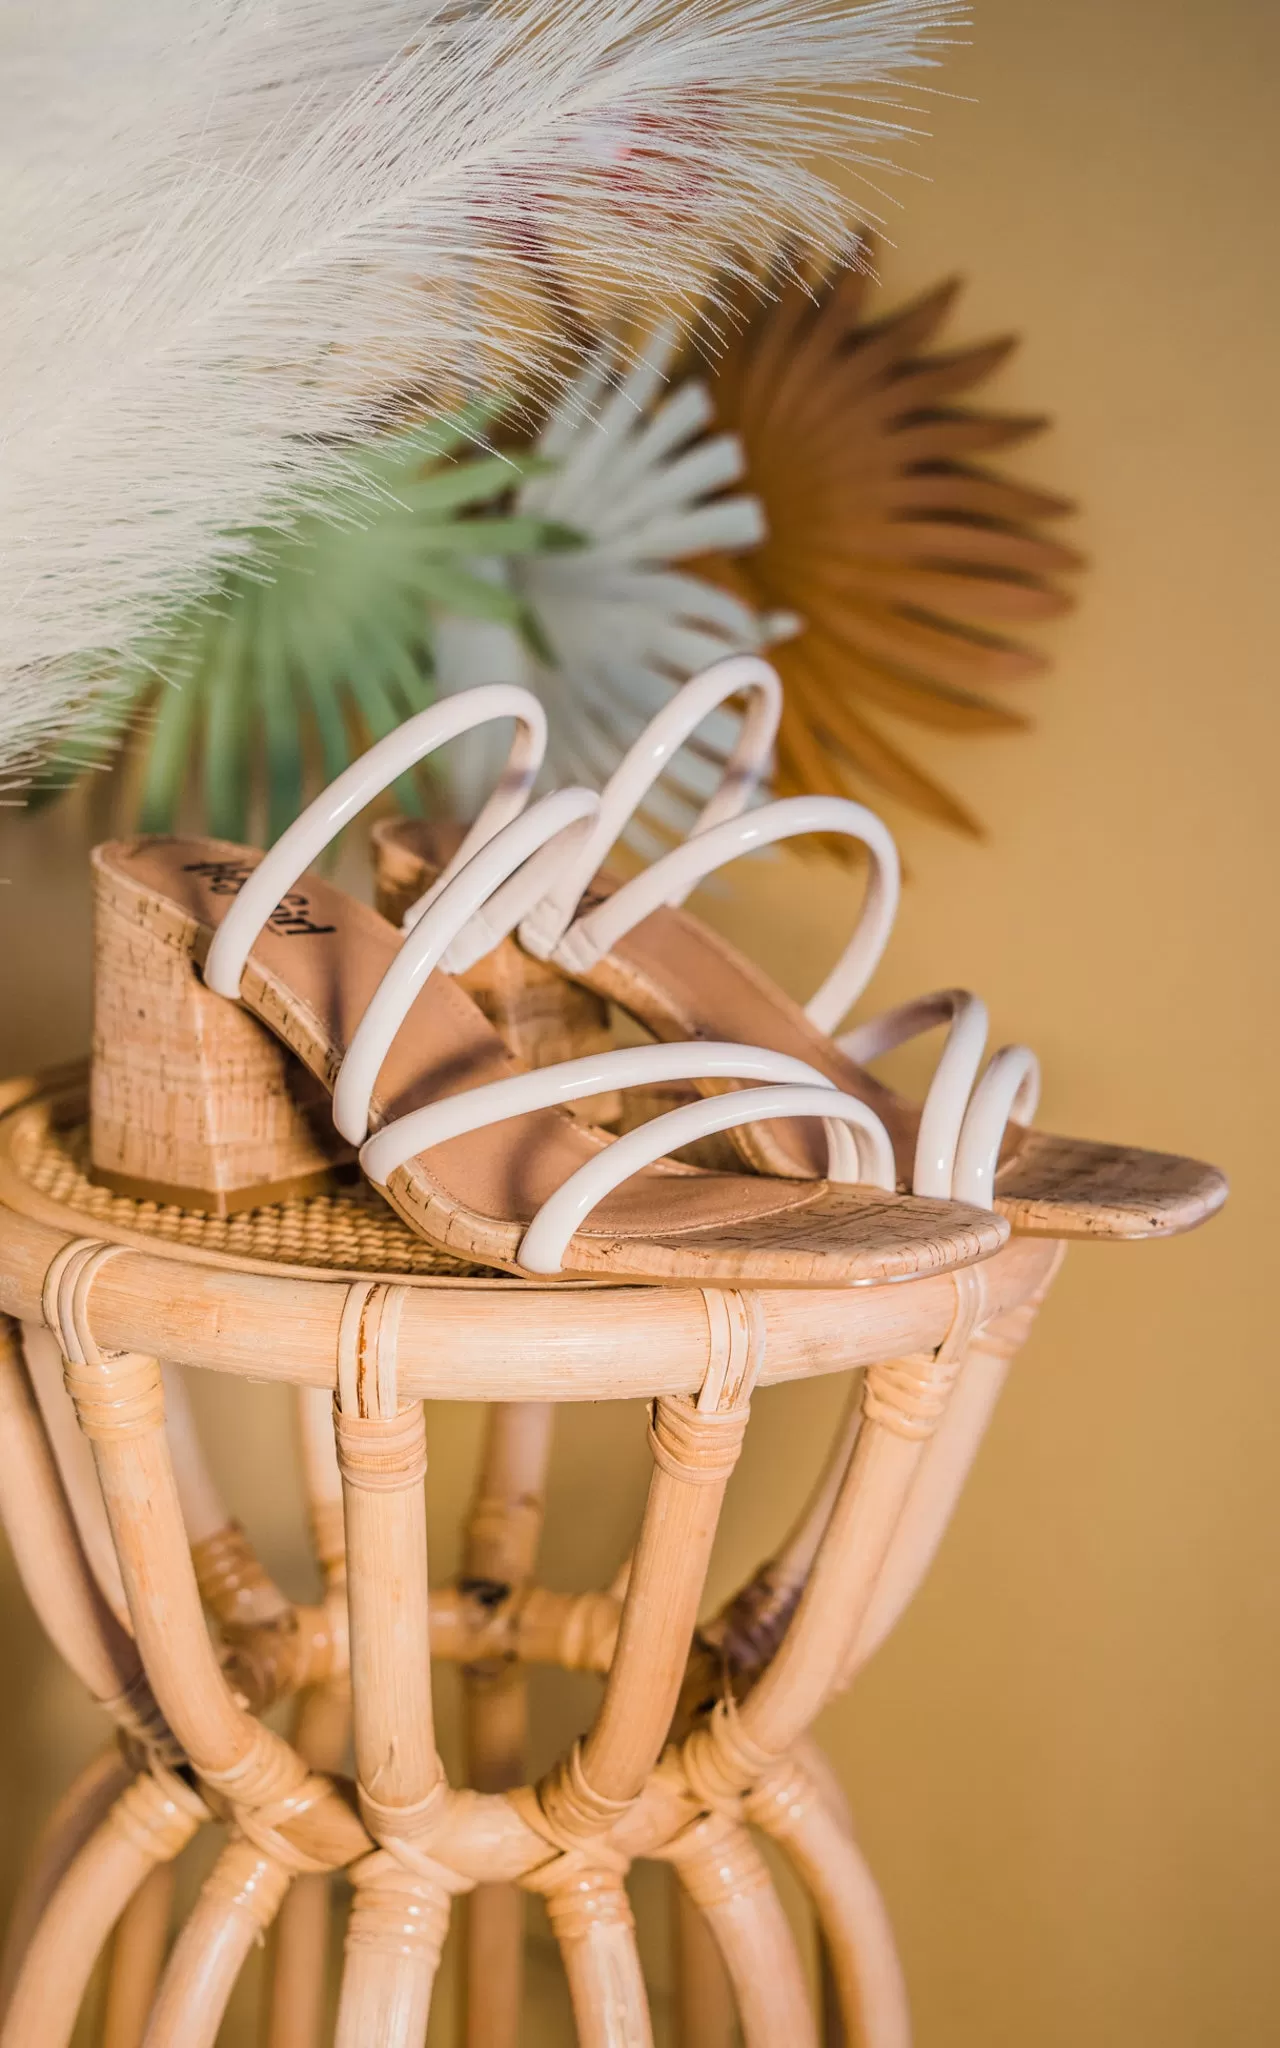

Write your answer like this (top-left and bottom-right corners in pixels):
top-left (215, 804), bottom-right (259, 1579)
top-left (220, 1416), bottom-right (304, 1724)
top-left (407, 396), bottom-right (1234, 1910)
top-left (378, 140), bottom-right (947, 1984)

top-left (90, 657), bottom-right (1225, 1286)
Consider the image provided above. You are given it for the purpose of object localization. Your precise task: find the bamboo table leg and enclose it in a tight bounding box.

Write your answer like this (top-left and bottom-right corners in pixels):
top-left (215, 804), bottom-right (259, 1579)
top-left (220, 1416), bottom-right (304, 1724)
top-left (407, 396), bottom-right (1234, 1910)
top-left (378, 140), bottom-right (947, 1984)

top-left (688, 1317), bottom-right (980, 1795)
top-left (0, 1312), bottom-right (186, 2048)
top-left (341, 1853), bottom-right (454, 2048)
top-left (330, 1283), bottom-right (460, 2047)
top-left (263, 1388), bottom-right (352, 2048)
top-left (143, 1837), bottom-right (294, 2048)
top-left (461, 1401), bottom-right (554, 2048)
top-left (524, 1292), bottom-right (765, 2040)
top-left (262, 1680), bottom-right (353, 2048)
top-left (748, 1759), bottom-right (909, 2048)
top-left (672, 1263), bottom-right (1066, 2048)
top-left (672, 1874), bottom-right (736, 2048)
top-left (663, 1813), bottom-right (818, 2048)
top-left (664, 1272), bottom-right (986, 2048)
top-left (850, 1275), bottom-right (1062, 1678)
top-left (0, 1743), bottom-right (133, 2024)
top-left (524, 1862), bottom-right (655, 2048)
top-left (102, 1858), bottom-right (178, 2048)
top-left (20, 1321), bottom-right (130, 1629)
top-left (39, 1244), bottom-right (368, 2046)
top-left (0, 1315), bottom-right (168, 1754)
top-left (0, 1768), bottom-right (206, 2048)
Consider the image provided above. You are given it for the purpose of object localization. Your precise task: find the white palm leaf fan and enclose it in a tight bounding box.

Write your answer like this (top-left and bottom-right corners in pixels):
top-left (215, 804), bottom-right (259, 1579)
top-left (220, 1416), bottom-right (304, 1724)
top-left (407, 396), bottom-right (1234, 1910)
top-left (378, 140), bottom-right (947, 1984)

top-left (434, 325), bottom-right (801, 844)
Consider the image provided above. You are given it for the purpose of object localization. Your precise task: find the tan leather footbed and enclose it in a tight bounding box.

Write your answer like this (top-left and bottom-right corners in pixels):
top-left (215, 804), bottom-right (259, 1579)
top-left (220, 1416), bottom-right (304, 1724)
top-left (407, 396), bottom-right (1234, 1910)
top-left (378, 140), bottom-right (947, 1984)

top-left (95, 839), bottom-right (1007, 1285)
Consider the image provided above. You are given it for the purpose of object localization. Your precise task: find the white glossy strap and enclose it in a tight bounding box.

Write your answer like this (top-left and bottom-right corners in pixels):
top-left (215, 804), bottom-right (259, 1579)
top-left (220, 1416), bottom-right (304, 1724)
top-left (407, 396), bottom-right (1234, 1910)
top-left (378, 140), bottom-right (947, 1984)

top-left (332, 787), bottom-right (600, 1145)
top-left (358, 1041), bottom-right (896, 1274)
top-left (840, 989), bottom-right (989, 1201)
top-left (515, 1086), bottom-right (895, 1275)
top-left (527, 793), bottom-right (901, 1037)
top-left (954, 1048), bottom-right (1041, 1209)
top-left (520, 654), bottom-right (782, 953)
top-left (840, 991), bottom-right (1039, 1208)
top-left (361, 1041), bottom-right (847, 1184)
top-left (204, 685), bottom-right (546, 998)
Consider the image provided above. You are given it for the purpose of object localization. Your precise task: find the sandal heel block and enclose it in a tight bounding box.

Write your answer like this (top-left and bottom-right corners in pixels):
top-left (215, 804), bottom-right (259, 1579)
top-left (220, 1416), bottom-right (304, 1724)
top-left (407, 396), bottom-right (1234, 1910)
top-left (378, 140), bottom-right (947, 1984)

top-left (89, 844), bottom-right (352, 1216)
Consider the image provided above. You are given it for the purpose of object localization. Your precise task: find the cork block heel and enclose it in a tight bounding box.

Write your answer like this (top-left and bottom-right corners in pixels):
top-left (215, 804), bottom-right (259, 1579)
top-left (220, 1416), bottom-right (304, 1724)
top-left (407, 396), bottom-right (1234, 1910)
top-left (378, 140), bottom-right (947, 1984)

top-left (90, 848), bottom-right (351, 1216)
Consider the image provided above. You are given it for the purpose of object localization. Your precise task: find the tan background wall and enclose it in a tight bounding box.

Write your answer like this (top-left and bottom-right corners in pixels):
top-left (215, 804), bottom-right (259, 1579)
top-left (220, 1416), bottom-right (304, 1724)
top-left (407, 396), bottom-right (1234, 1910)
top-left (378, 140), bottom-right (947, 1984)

top-left (1, 0), bottom-right (1275, 2039)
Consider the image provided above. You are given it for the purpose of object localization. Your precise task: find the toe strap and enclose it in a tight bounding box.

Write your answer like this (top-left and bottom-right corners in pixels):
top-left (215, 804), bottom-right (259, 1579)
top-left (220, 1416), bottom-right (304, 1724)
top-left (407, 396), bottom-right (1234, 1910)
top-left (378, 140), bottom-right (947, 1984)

top-left (840, 990), bottom-right (1039, 1205)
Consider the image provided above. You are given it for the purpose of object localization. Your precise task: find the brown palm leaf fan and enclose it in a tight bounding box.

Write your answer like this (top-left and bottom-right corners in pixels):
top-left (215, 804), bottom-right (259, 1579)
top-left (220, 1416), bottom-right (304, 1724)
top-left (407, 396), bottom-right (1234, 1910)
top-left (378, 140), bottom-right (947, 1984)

top-left (688, 254), bottom-right (1084, 837)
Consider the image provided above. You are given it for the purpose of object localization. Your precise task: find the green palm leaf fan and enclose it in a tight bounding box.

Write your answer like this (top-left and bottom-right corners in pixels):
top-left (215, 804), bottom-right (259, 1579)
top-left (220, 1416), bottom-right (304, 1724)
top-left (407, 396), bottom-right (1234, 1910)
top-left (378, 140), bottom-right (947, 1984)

top-left (124, 401), bottom-right (579, 843)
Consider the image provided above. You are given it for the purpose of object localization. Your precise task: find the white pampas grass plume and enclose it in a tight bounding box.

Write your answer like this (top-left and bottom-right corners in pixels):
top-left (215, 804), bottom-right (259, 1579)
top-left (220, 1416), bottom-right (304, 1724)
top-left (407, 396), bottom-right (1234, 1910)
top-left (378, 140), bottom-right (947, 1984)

top-left (0, 0), bottom-right (966, 791)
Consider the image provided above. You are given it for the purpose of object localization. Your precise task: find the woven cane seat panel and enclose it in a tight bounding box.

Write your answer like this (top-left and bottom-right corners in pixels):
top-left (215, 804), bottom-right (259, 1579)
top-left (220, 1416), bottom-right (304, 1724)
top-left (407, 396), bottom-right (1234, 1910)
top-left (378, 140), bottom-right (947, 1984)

top-left (2, 1083), bottom-right (499, 1279)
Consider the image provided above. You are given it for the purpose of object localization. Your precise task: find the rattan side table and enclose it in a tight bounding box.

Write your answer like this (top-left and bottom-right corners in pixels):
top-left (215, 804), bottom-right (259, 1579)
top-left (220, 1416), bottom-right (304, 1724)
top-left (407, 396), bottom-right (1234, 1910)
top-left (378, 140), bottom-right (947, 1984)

top-left (0, 1067), bottom-right (1062, 2048)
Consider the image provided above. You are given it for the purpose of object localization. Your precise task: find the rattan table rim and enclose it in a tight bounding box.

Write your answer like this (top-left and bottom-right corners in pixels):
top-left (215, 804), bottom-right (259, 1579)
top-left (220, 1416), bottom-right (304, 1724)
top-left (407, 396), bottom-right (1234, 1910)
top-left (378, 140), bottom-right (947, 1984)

top-left (0, 1067), bottom-right (1056, 1403)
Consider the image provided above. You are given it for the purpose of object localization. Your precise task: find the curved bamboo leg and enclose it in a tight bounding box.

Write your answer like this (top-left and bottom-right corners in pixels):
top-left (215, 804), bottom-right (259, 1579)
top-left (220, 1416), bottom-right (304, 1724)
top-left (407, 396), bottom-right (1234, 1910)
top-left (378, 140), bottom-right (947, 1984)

top-left (19, 1320), bottom-right (130, 1628)
top-left (102, 1859), bottom-right (178, 2048)
top-left (142, 1838), bottom-right (292, 2048)
top-left (749, 1761), bottom-right (909, 2048)
top-left (694, 1247), bottom-right (1064, 1710)
top-left (32, 1251), bottom-right (368, 2045)
top-left (672, 1873), bottom-right (736, 2048)
top-left (516, 1301), bottom-right (764, 2044)
top-left (850, 1273), bottom-right (1063, 1676)
top-left (0, 1315), bottom-right (165, 1748)
top-left (539, 1307), bottom-right (761, 1858)
top-left (263, 1868), bottom-right (333, 2048)
top-left (0, 1768), bottom-right (205, 2048)
top-left (664, 1814), bottom-right (818, 2048)
top-left (528, 1865), bottom-right (655, 2048)
top-left (179, 1372), bottom-right (344, 1716)
top-left (791, 1741), bottom-right (864, 2047)
top-left (45, 1258), bottom-right (366, 1861)
top-left (74, 1346), bottom-right (361, 1838)
top-left (679, 1266), bottom-right (1062, 2043)
top-left (696, 1377), bottom-right (866, 1700)
top-left (336, 1853), bottom-right (454, 2048)
top-left (461, 1401), bottom-right (554, 2048)
top-left (263, 1680), bottom-right (352, 2048)
top-left (661, 1276), bottom-right (989, 2048)
top-left (687, 1275), bottom-right (988, 1800)
top-left (464, 1671), bottom-right (529, 2047)
top-left (0, 1743), bottom-right (132, 2022)
top-left (331, 1284), bottom-right (456, 2048)
top-left (261, 1388), bottom-right (353, 2048)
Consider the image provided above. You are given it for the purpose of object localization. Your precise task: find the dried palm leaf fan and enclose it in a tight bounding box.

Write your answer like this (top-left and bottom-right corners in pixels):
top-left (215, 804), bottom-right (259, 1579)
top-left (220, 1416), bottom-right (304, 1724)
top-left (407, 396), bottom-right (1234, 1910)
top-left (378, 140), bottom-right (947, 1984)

top-left (686, 251), bottom-right (1083, 838)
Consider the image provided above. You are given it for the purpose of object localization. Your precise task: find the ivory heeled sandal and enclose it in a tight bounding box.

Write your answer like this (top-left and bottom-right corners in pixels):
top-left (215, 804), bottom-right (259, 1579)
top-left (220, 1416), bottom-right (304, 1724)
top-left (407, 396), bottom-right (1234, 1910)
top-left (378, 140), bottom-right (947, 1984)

top-left (89, 687), bottom-right (1007, 1285)
top-left (374, 657), bottom-right (1227, 1238)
